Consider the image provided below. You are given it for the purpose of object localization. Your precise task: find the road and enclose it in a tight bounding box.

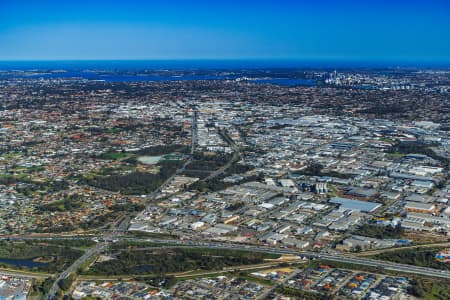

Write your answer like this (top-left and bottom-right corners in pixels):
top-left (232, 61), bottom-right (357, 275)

top-left (130, 237), bottom-right (450, 280)
top-left (143, 107), bottom-right (198, 203)
top-left (257, 267), bottom-right (302, 300)
top-left (80, 260), bottom-right (303, 282)
top-left (5, 233), bottom-right (450, 282)
top-left (46, 243), bottom-right (105, 300)
top-left (356, 242), bottom-right (450, 257)
top-left (203, 129), bottom-right (241, 181)
top-left (191, 107), bottom-right (198, 155)
top-left (145, 157), bottom-right (192, 201)
top-left (3, 232), bottom-right (450, 300)
top-left (44, 110), bottom-right (198, 298)
top-left (0, 268), bottom-right (50, 279)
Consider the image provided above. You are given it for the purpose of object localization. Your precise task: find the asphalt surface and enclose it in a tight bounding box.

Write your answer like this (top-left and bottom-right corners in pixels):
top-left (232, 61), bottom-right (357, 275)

top-left (46, 243), bottom-right (105, 300)
top-left (204, 130), bottom-right (241, 181)
top-left (3, 233), bottom-right (450, 300)
top-left (4, 234), bottom-right (450, 281)
top-left (135, 237), bottom-right (450, 280)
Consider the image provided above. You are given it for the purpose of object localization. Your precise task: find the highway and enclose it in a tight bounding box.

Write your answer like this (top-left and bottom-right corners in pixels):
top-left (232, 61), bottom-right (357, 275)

top-left (46, 243), bottom-right (105, 300)
top-left (132, 237), bottom-right (450, 280)
top-left (145, 157), bottom-right (192, 201)
top-left (143, 106), bottom-right (198, 203)
top-left (0, 269), bottom-right (49, 279)
top-left (3, 232), bottom-right (450, 299)
top-left (5, 233), bottom-right (450, 282)
top-left (191, 107), bottom-right (198, 155)
top-left (356, 242), bottom-right (450, 257)
top-left (203, 129), bottom-right (241, 181)
top-left (5, 232), bottom-right (450, 281)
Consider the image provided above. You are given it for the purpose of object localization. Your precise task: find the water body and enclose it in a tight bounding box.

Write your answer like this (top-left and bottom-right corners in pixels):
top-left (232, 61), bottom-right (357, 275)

top-left (0, 72), bottom-right (230, 82)
top-left (4, 59), bottom-right (444, 86)
top-left (0, 72), bottom-right (317, 86)
top-left (252, 78), bottom-right (315, 86)
top-left (0, 257), bottom-right (49, 268)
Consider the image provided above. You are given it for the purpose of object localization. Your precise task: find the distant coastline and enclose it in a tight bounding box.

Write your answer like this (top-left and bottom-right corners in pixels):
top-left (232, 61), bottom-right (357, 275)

top-left (0, 59), bottom-right (449, 71)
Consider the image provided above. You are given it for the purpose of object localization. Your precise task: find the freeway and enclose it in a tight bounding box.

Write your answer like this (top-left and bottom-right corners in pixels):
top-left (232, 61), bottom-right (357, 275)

top-left (191, 107), bottom-right (198, 155)
top-left (143, 107), bottom-right (198, 203)
top-left (356, 242), bottom-right (450, 257)
top-left (132, 237), bottom-right (450, 280)
top-left (4, 233), bottom-right (450, 281)
top-left (318, 253), bottom-right (450, 279)
top-left (0, 269), bottom-right (50, 279)
top-left (45, 107), bottom-right (200, 299)
top-left (5, 233), bottom-right (450, 280)
top-left (203, 129), bottom-right (242, 181)
top-left (3, 232), bottom-right (450, 300)
top-left (46, 242), bottom-right (105, 300)
top-left (145, 157), bottom-right (192, 201)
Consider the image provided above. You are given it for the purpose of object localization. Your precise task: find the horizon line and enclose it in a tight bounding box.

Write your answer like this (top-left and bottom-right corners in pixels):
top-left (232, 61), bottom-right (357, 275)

top-left (0, 58), bottom-right (449, 69)
top-left (1, 57), bottom-right (450, 62)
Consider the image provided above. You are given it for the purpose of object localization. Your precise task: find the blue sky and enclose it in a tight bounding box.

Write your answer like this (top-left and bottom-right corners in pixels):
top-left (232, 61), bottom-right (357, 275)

top-left (0, 0), bottom-right (449, 62)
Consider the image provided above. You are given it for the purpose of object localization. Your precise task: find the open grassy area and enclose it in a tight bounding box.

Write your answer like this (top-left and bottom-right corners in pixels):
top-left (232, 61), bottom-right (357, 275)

top-left (388, 152), bottom-right (405, 159)
top-left (98, 151), bottom-right (129, 160)
top-left (238, 273), bottom-right (274, 286)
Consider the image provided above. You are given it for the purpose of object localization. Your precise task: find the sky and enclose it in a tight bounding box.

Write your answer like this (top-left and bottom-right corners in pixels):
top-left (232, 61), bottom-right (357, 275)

top-left (0, 0), bottom-right (449, 62)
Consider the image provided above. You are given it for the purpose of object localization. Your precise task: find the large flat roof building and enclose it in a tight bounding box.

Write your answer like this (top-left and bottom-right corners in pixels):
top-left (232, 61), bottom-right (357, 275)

top-left (329, 197), bottom-right (381, 213)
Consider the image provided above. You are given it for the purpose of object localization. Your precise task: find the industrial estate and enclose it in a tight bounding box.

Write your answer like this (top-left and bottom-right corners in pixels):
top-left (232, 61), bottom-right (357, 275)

top-left (0, 66), bottom-right (448, 299)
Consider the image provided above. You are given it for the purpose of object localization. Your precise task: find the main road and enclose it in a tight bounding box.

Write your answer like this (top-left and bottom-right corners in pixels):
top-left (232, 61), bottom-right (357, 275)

top-left (46, 242), bottom-right (105, 300)
top-left (143, 106), bottom-right (198, 203)
top-left (131, 237), bottom-right (450, 280)
top-left (203, 129), bottom-right (241, 181)
top-left (5, 234), bottom-right (450, 281)
top-left (4, 232), bottom-right (450, 300)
